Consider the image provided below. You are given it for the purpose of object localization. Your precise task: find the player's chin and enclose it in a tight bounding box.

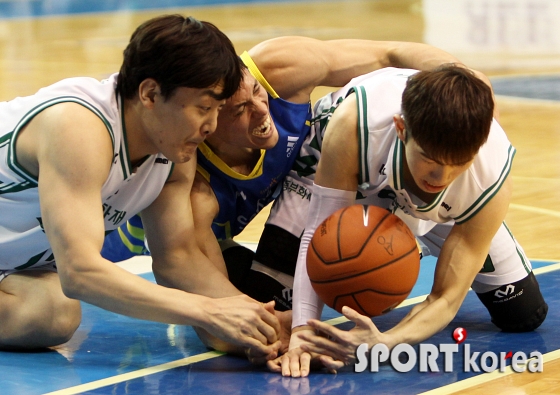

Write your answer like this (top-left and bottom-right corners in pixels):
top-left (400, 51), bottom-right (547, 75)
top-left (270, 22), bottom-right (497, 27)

top-left (171, 145), bottom-right (198, 163)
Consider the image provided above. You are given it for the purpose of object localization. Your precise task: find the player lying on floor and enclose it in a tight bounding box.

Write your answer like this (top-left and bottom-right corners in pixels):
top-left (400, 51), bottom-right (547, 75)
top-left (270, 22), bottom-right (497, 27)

top-left (101, 36), bottom-right (495, 362)
top-left (0, 15), bottom-right (280, 356)
top-left (266, 65), bottom-right (547, 377)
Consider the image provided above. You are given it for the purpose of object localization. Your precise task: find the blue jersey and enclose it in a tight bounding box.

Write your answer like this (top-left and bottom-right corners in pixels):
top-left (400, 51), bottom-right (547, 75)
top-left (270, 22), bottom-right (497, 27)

top-left (197, 76), bottom-right (310, 238)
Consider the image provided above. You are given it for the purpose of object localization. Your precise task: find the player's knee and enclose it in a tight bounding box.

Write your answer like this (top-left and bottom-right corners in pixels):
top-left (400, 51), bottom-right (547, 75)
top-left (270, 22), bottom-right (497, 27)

top-left (0, 300), bottom-right (81, 349)
top-left (476, 272), bottom-right (548, 332)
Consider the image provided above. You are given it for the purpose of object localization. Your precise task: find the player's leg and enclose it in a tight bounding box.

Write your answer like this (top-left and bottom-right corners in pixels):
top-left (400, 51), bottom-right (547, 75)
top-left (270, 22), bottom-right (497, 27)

top-left (0, 269), bottom-right (82, 350)
top-left (221, 224), bottom-right (299, 311)
top-left (471, 223), bottom-right (547, 332)
top-left (419, 222), bottom-right (547, 332)
top-left (223, 172), bottom-right (310, 311)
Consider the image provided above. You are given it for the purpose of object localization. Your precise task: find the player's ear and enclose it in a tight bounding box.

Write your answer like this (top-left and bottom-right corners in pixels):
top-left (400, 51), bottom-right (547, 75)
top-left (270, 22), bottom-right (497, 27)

top-left (393, 114), bottom-right (406, 142)
top-left (138, 78), bottom-right (160, 108)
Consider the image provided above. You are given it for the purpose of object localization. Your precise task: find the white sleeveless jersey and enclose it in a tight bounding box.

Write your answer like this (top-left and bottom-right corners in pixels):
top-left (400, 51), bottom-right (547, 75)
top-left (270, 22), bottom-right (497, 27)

top-left (0, 73), bottom-right (173, 270)
top-left (310, 67), bottom-right (514, 236)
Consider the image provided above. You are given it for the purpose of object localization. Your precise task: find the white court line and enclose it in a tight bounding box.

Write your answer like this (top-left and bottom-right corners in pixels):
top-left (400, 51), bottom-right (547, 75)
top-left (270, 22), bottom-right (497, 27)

top-left (509, 203), bottom-right (560, 219)
top-left (417, 348), bottom-right (560, 395)
top-left (324, 262), bottom-right (560, 327)
top-left (42, 351), bottom-right (224, 395)
top-left (55, 261), bottom-right (557, 395)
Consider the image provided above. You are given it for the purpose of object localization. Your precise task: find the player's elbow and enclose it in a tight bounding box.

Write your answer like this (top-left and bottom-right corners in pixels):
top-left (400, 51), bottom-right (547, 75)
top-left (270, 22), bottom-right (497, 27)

top-left (56, 261), bottom-right (91, 300)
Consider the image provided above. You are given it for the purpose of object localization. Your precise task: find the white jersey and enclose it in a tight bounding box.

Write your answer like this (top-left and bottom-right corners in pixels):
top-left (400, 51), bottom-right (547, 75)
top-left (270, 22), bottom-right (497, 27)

top-left (0, 73), bottom-right (173, 270)
top-left (279, 68), bottom-right (530, 327)
top-left (309, 68), bottom-right (514, 235)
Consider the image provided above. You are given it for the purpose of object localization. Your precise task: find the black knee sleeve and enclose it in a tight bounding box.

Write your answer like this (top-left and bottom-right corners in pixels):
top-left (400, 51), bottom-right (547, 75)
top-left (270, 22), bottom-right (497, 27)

top-left (254, 224), bottom-right (300, 276)
top-left (221, 225), bottom-right (300, 311)
top-left (476, 272), bottom-right (548, 332)
top-left (237, 269), bottom-right (293, 311)
top-left (222, 243), bottom-right (254, 289)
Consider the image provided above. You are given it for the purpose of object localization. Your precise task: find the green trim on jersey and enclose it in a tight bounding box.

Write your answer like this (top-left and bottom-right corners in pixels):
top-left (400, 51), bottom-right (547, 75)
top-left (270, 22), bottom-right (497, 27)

top-left (392, 138), bottom-right (402, 190)
top-left (355, 86), bottom-right (369, 186)
top-left (454, 145), bottom-right (516, 224)
top-left (14, 249), bottom-right (53, 270)
top-left (503, 221), bottom-right (532, 274)
top-left (0, 132), bottom-right (36, 195)
top-left (7, 96), bottom-right (116, 185)
top-left (119, 97), bottom-right (132, 179)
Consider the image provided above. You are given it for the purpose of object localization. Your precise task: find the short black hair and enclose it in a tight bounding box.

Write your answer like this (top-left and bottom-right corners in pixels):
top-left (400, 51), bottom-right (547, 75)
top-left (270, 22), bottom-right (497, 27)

top-left (117, 15), bottom-right (242, 101)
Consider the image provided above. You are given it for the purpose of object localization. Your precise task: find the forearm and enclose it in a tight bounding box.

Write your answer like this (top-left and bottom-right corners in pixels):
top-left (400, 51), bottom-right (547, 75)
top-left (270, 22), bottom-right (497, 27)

top-left (382, 295), bottom-right (460, 349)
top-left (60, 256), bottom-right (213, 328)
top-left (152, 247), bottom-right (242, 299)
top-left (386, 42), bottom-right (462, 70)
top-left (292, 184), bottom-right (355, 328)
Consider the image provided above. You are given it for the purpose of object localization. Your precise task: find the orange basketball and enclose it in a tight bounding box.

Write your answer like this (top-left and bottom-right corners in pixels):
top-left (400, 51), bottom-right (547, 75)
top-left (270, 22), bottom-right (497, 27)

top-left (306, 204), bottom-right (420, 317)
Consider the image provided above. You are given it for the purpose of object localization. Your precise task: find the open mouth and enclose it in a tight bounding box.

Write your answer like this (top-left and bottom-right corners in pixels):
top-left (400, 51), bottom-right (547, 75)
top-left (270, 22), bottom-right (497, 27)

top-left (251, 116), bottom-right (272, 137)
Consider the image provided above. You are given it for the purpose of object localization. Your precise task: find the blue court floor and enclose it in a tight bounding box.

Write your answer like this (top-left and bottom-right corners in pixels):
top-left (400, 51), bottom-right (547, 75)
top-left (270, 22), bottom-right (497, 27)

top-left (2, 257), bottom-right (559, 395)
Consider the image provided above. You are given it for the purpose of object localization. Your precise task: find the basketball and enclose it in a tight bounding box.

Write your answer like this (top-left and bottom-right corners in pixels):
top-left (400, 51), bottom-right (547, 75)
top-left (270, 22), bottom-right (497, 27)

top-left (306, 204), bottom-right (420, 317)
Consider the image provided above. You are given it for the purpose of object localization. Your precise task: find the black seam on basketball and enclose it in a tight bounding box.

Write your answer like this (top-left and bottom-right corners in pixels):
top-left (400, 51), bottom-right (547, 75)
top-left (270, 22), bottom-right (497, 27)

top-left (336, 206), bottom-right (351, 261)
top-left (315, 208), bottom-right (392, 264)
top-left (332, 289), bottom-right (409, 312)
top-left (309, 244), bottom-right (418, 284)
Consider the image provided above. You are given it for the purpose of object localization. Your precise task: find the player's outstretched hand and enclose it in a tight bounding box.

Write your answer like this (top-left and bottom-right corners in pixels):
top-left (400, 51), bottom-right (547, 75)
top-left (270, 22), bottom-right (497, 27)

top-left (298, 306), bottom-right (384, 368)
top-left (244, 303), bottom-right (292, 365)
top-left (275, 309), bottom-right (293, 355)
top-left (267, 328), bottom-right (341, 377)
top-left (203, 296), bottom-right (281, 359)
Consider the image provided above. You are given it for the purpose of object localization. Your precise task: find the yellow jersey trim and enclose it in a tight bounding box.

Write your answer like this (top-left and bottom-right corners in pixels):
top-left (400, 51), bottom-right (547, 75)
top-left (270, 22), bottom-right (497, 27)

top-left (197, 142), bottom-right (266, 180)
top-left (196, 164), bottom-right (211, 183)
top-left (240, 51), bottom-right (280, 99)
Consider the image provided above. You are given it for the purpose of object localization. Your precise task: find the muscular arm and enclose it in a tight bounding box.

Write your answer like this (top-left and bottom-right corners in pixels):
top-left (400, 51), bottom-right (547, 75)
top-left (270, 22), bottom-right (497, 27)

top-left (248, 37), bottom-right (465, 103)
top-left (383, 178), bottom-right (512, 347)
top-left (142, 161), bottom-right (235, 297)
top-left (37, 103), bottom-right (209, 325)
top-left (189, 172), bottom-right (228, 277)
top-left (35, 103), bottom-right (278, 353)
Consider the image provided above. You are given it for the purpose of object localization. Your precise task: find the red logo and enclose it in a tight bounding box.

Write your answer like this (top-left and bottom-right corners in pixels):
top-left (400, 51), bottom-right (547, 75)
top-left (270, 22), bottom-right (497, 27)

top-left (452, 327), bottom-right (467, 344)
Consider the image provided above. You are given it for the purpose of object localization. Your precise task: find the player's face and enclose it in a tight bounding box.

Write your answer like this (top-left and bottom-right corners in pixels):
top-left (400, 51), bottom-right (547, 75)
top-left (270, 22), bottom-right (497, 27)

top-left (209, 70), bottom-right (279, 150)
top-left (145, 83), bottom-right (225, 163)
top-left (403, 137), bottom-right (474, 194)
top-left (394, 114), bottom-right (474, 194)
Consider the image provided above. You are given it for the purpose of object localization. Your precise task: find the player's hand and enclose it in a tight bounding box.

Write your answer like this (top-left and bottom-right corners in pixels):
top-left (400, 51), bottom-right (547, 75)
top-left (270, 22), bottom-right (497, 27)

top-left (267, 327), bottom-right (340, 377)
top-left (299, 306), bottom-right (383, 368)
top-left (275, 309), bottom-right (293, 355)
top-left (203, 296), bottom-right (281, 358)
top-left (244, 303), bottom-right (292, 365)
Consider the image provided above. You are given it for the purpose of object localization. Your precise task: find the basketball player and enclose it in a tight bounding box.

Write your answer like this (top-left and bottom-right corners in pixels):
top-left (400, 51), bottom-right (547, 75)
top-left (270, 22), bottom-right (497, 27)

top-left (0, 15), bottom-right (281, 356)
top-left (101, 37), bottom-right (486, 360)
top-left (103, 37), bottom-right (486, 301)
top-left (267, 66), bottom-right (547, 376)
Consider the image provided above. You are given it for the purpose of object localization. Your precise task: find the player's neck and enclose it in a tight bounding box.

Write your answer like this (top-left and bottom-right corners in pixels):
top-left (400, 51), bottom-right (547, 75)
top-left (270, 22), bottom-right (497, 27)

top-left (204, 137), bottom-right (262, 176)
top-left (121, 99), bottom-right (158, 166)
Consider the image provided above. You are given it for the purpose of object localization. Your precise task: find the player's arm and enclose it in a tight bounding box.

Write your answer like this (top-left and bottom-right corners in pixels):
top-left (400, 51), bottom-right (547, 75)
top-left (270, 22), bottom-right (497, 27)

top-left (248, 37), bottom-right (466, 103)
top-left (38, 104), bottom-right (279, 354)
top-left (187, 171), bottom-right (228, 277)
top-left (37, 103), bottom-right (206, 323)
top-left (270, 95), bottom-right (361, 376)
top-left (297, 176), bottom-right (513, 369)
top-left (384, 178), bottom-right (512, 344)
top-left (140, 160), bottom-right (281, 357)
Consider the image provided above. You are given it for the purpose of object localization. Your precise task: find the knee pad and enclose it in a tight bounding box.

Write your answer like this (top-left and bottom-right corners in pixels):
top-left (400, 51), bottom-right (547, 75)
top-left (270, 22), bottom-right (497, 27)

top-left (237, 264), bottom-right (294, 311)
top-left (476, 272), bottom-right (548, 332)
top-left (221, 241), bottom-right (255, 289)
top-left (254, 224), bottom-right (300, 276)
